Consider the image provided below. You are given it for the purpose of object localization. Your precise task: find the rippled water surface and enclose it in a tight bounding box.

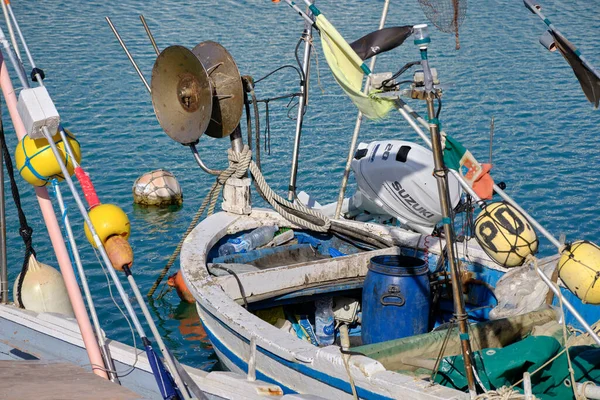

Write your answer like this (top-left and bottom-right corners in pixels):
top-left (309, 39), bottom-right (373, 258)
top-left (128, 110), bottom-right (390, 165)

top-left (3, 0), bottom-right (600, 369)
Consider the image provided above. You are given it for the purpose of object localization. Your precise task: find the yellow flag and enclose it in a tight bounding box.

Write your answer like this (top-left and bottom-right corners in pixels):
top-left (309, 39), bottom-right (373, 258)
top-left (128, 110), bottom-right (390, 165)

top-left (316, 14), bottom-right (395, 119)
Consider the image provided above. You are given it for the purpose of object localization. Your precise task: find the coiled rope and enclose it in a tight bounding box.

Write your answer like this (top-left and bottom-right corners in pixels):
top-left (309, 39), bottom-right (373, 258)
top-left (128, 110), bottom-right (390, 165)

top-left (148, 145), bottom-right (330, 296)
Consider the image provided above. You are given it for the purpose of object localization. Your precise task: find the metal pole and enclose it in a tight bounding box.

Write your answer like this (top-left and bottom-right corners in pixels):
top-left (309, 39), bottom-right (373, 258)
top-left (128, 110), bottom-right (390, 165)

top-left (536, 265), bottom-right (600, 345)
top-left (287, 13), bottom-right (313, 201)
top-left (230, 125), bottom-right (244, 153)
top-left (416, 28), bottom-right (477, 395)
top-left (124, 266), bottom-right (202, 399)
top-left (5, 2), bottom-right (34, 70)
top-left (0, 28), bottom-right (109, 379)
top-left (524, 0), bottom-right (600, 79)
top-left (105, 17), bottom-right (151, 94)
top-left (0, 23), bottom-right (118, 377)
top-left (333, 0), bottom-right (391, 218)
top-left (396, 100), bottom-right (600, 343)
top-left (0, 0), bottom-right (19, 62)
top-left (426, 93), bottom-right (477, 397)
top-left (139, 15), bottom-right (160, 56)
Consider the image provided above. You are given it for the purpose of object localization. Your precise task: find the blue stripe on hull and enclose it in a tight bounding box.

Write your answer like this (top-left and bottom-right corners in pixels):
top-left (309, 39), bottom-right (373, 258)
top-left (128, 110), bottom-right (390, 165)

top-left (198, 303), bottom-right (394, 400)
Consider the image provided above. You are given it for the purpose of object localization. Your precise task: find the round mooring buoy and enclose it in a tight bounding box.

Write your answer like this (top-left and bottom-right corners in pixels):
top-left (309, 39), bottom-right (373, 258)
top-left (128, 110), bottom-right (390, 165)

top-left (132, 169), bottom-right (183, 206)
top-left (13, 256), bottom-right (74, 317)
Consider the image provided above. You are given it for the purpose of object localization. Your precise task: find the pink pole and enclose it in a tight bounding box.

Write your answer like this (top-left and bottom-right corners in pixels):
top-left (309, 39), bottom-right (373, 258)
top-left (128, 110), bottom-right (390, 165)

top-left (0, 52), bottom-right (108, 379)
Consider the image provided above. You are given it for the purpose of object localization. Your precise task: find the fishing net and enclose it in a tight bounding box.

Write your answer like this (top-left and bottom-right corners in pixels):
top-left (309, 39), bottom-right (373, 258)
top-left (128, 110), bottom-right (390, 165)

top-left (417, 0), bottom-right (467, 50)
top-left (132, 169), bottom-right (183, 207)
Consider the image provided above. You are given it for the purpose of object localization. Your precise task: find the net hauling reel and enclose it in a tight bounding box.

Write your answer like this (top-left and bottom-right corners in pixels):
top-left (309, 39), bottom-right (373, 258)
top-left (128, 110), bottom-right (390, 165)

top-left (150, 41), bottom-right (244, 146)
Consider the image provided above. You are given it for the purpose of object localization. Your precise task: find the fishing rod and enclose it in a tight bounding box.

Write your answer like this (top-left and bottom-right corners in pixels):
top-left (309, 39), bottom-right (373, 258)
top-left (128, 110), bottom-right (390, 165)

top-left (0, 1), bottom-right (18, 61)
top-left (43, 115), bottom-right (192, 400)
top-left (0, 8), bottom-right (198, 398)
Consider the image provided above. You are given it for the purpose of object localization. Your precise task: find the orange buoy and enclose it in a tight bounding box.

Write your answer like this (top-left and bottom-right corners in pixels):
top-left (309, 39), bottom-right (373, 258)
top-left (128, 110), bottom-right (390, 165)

top-left (104, 235), bottom-right (134, 271)
top-left (168, 271), bottom-right (195, 303)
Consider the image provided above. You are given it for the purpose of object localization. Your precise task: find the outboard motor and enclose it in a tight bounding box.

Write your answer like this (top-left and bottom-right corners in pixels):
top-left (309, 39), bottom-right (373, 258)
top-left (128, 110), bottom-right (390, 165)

top-left (351, 140), bottom-right (461, 234)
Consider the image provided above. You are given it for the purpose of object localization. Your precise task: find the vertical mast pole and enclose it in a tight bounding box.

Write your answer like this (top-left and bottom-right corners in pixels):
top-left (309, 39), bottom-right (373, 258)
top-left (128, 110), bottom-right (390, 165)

top-left (287, 3), bottom-right (314, 201)
top-left (414, 24), bottom-right (477, 397)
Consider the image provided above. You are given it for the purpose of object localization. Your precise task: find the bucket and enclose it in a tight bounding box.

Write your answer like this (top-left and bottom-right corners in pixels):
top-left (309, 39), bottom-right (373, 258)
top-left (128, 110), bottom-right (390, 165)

top-left (361, 255), bottom-right (430, 345)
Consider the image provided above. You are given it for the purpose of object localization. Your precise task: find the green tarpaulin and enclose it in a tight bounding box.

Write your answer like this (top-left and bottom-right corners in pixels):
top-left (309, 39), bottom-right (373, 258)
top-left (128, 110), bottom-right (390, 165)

top-left (434, 335), bottom-right (600, 399)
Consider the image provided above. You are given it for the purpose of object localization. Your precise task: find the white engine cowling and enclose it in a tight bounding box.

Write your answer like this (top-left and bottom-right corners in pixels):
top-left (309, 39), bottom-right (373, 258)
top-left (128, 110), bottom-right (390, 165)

top-left (351, 140), bottom-right (462, 234)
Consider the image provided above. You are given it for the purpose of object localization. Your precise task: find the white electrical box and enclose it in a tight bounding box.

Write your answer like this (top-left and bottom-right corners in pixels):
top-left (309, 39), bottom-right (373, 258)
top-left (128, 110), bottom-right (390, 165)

top-left (333, 297), bottom-right (360, 323)
top-left (17, 86), bottom-right (60, 139)
top-left (413, 68), bottom-right (440, 86)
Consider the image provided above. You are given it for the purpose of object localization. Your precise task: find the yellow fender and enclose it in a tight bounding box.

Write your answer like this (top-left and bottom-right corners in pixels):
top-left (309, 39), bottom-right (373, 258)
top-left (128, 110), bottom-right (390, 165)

top-left (15, 130), bottom-right (81, 186)
top-left (558, 241), bottom-right (600, 304)
top-left (84, 203), bottom-right (130, 247)
top-left (474, 201), bottom-right (538, 267)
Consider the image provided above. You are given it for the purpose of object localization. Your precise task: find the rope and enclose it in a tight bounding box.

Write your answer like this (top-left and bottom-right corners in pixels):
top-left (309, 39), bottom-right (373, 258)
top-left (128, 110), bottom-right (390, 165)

top-left (475, 387), bottom-right (526, 400)
top-left (242, 146), bottom-right (330, 232)
top-left (341, 352), bottom-right (358, 400)
top-left (146, 182), bottom-right (222, 297)
top-left (0, 98), bottom-right (36, 308)
top-left (430, 321), bottom-right (456, 384)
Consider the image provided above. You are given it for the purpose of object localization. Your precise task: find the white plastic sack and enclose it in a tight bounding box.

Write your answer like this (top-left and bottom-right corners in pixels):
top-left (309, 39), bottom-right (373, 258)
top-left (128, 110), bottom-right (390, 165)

top-left (489, 259), bottom-right (557, 319)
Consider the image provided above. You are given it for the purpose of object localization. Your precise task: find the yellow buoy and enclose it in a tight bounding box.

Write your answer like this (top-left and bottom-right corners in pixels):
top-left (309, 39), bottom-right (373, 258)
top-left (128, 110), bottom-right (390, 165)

top-left (13, 256), bottom-right (74, 317)
top-left (84, 203), bottom-right (131, 247)
top-left (15, 129), bottom-right (81, 186)
top-left (474, 201), bottom-right (538, 267)
top-left (558, 240), bottom-right (600, 304)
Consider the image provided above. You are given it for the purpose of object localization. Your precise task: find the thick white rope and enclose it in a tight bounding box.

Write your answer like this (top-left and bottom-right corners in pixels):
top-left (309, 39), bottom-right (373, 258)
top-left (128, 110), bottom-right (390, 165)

top-left (226, 145), bottom-right (331, 232)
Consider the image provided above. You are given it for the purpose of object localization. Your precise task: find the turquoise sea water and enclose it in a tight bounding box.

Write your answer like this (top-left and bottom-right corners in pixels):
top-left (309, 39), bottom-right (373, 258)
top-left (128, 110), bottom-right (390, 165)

top-left (2, 0), bottom-right (600, 370)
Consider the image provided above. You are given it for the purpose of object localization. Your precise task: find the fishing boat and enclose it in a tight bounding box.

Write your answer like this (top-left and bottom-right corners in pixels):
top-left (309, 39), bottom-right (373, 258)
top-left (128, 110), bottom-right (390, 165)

top-left (112, 0), bottom-right (600, 398)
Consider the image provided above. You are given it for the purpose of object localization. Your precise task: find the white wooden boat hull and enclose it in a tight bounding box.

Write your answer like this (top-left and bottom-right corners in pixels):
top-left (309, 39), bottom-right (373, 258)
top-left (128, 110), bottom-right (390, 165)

top-left (182, 209), bottom-right (477, 399)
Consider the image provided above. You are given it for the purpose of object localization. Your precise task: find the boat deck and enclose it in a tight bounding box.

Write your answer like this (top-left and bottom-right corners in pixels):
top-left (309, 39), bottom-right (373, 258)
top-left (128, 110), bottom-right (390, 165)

top-left (0, 360), bottom-right (141, 399)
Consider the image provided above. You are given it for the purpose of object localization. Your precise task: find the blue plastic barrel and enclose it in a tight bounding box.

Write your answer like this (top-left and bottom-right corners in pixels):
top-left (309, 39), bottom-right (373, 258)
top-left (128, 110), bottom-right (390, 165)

top-left (361, 255), bottom-right (430, 345)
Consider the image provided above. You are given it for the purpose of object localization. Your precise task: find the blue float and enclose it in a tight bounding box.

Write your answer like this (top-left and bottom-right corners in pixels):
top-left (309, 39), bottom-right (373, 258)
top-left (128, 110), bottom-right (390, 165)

top-left (361, 255), bottom-right (430, 345)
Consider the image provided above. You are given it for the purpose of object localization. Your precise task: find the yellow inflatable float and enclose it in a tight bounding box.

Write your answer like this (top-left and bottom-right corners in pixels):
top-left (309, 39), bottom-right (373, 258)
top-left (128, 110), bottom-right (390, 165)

top-left (15, 130), bottom-right (81, 187)
top-left (558, 240), bottom-right (600, 304)
top-left (474, 201), bottom-right (538, 268)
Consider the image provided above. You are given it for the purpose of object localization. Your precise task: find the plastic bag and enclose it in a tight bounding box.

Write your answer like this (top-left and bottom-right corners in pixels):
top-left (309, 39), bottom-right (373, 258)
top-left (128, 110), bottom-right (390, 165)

top-left (489, 259), bottom-right (557, 319)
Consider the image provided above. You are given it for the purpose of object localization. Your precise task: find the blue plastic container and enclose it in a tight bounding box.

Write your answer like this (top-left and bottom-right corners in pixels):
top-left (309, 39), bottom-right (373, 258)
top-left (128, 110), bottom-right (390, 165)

top-left (361, 255), bottom-right (430, 345)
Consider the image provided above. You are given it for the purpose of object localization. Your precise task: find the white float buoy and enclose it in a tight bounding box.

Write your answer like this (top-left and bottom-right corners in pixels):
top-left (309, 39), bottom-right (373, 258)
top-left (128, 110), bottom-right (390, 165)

top-left (132, 169), bottom-right (183, 206)
top-left (13, 256), bottom-right (74, 317)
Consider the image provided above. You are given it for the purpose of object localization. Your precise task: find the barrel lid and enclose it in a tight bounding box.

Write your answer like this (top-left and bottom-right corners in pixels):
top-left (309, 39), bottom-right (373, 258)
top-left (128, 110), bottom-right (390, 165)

top-left (368, 255), bottom-right (428, 276)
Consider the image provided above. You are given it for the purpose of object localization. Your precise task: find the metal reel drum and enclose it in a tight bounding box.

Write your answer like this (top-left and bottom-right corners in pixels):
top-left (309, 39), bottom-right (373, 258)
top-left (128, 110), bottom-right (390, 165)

top-left (192, 41), bottom-right (244, 139)
top-left (151, 45), bottom-right (212, 145)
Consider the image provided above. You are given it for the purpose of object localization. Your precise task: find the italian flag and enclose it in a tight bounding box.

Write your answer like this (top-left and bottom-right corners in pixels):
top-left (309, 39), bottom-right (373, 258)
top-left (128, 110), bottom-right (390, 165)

top-left (443, 135), bottom-right (494, 200)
